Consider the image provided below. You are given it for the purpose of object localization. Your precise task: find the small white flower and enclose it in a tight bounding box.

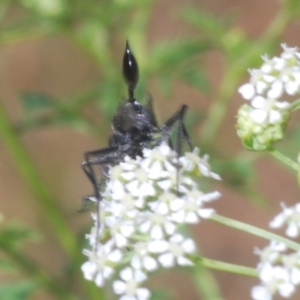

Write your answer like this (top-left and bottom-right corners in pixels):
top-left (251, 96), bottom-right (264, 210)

top-left (124, 168), bottom-right (156, 197)
top-left (153, 234), bottom-right (196, 267)
top-left (140, 212), bottom-right (176, 239)
top-left (267, 80), bottom-right (283, 99)
top-left (141, 143), bottom-right (177, 180)
top-left (249, 97), bottom-right (289, 125)
top-left (254, 240), bottom-right (287, 265)
top-left (147, 239), bottom-right (169, 253)
top-left (270, 202), bottom-right (300, 238)
top-left (254, 263), bottom-right (295, 299)
top-left (130, 242), bottom-right (158, 272)
top-left (291, 266), bottom-right (300, 285)
top-left (238, 83), bottom-right (255, 99)
top-left (81, 240), bottom-right (122, 287)
top-left (147, 192), bottom-right (177, 215)
top-left (171, 189), bottom-right (219, 223)
top-left (105, 178), bottom-right (126, 200)
top-left (251, 285), bottom-right (272, 300)
top-left (104, 216), bottom-right (135, 247)
top-left (180, 148), bottom-right (221, 180)
top-left (113, 267), bottom-right (150, 300)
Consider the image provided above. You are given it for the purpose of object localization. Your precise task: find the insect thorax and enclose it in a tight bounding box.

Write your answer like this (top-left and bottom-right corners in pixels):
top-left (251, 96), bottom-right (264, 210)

top-left (111, 99), bottom-right (157, 142)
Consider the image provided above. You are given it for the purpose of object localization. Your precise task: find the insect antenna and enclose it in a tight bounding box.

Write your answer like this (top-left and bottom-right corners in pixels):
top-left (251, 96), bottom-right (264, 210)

top-left (123, 40), bottom-right (139, 101)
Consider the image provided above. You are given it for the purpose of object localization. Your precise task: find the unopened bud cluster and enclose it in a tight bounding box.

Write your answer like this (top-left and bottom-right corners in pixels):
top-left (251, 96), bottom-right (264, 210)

top-left (236, 44), bottom-right (300, 150)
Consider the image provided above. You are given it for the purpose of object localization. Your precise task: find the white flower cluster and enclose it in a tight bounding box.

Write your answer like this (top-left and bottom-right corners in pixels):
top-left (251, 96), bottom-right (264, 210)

top-left (270, 203), bottom-right (300, 238)
top-left (236, 44), bottom-right (300, 150)
top-left (81, 143), bottom-right (221, 299)
top-left (238, 43), bottom-right (299, 122)
top-left (252, 203), bottom-right (300, 300)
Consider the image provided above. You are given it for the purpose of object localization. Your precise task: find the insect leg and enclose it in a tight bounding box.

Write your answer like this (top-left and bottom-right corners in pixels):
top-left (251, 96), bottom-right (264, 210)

top-left (82, 146), bottom-right (121, 203)
top-left (81, 147), bottom-right (123, 250)
top-left (145, 93), bottom-right (158, 127)
top-left (160, 105), bottom-right (193, 195)
top-left (160, 104), bottom-right (193, 153)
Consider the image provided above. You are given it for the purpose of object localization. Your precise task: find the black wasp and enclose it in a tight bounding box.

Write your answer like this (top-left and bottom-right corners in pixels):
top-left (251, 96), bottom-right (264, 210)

top-left (81, 41), bottom-right (192, 213)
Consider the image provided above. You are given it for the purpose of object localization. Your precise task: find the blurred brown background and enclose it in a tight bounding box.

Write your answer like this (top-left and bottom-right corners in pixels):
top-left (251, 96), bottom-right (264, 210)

top-left (0, 0), bottom-right (300, 299)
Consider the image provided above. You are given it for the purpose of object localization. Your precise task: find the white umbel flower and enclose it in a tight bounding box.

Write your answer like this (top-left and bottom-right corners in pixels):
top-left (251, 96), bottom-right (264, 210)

top-left (81, 143), bottom-right (221, 299)
top-left (252, 203), bottom-right (300, 300)
top-left (237, 44), bottom-right (299, 151)
top-left (252, 264), bottom-right (295, 300)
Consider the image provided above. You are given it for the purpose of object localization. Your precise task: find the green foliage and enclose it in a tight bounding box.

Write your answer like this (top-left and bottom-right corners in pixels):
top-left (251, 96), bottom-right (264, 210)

top-left (149, 39), bottom-right (211, 95)
top-left (0, 221), bottom-right (41, 298)
top-left (150, 289), bottom-right (172, 300)
top-left (0, 0), bottom-right (299, 300)
top-left (0, 221), bottom-right (40, 248)
top-left (286, 0), bottom-right (300, 17)
top-left (20, 92), bottom-right (55, 114)
top-left (0, 281), bottom-right (37, 300)
top-left (181, 7), bottom-right (231, 40)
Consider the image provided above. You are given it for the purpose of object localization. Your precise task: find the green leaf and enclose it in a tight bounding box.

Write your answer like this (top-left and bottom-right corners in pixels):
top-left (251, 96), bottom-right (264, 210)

top-left (151, 289), bottom-right (172, 300)
top-left (20, 92), bottom-right (55, 114)
top-left (179, 67), bottom-right (210, 94)
top-left (149, 39), bottom-right (211, 75)
top-left (0, 281), bottom-right (37, 300)
top-left (0, 221), bottom-right (40, 248)
top-left (181, 7), bottom-right (230, 38)
top-left (0, 259), bottom-right (19, 273)
top-left (218, 156), bottom-right (255, 187)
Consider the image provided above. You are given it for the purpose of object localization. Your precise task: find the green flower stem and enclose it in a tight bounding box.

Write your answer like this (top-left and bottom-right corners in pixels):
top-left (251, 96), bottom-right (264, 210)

top-left (189, 254), bottom-right (257, 277)
top-left (211, 214), bottom-right (300, 251)
top-left (0, 240), bottom-right (78, 300)
top-left (288, 98), bottom-right (300, 111)
top-left (269, 148), bottom-right (299, 172)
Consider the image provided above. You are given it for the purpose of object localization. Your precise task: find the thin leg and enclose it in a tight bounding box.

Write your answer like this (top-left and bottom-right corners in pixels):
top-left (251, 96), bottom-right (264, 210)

top-left (81, 146), bottom-right (124, 251)
top-left (82, 146), bottom-right (120, 200)
top-left (160, 105), bottom-right (193, 195)
top-left (145, 93), bottom-right (158, 127)
top-left (160, 104), bottom-right (193, 152)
